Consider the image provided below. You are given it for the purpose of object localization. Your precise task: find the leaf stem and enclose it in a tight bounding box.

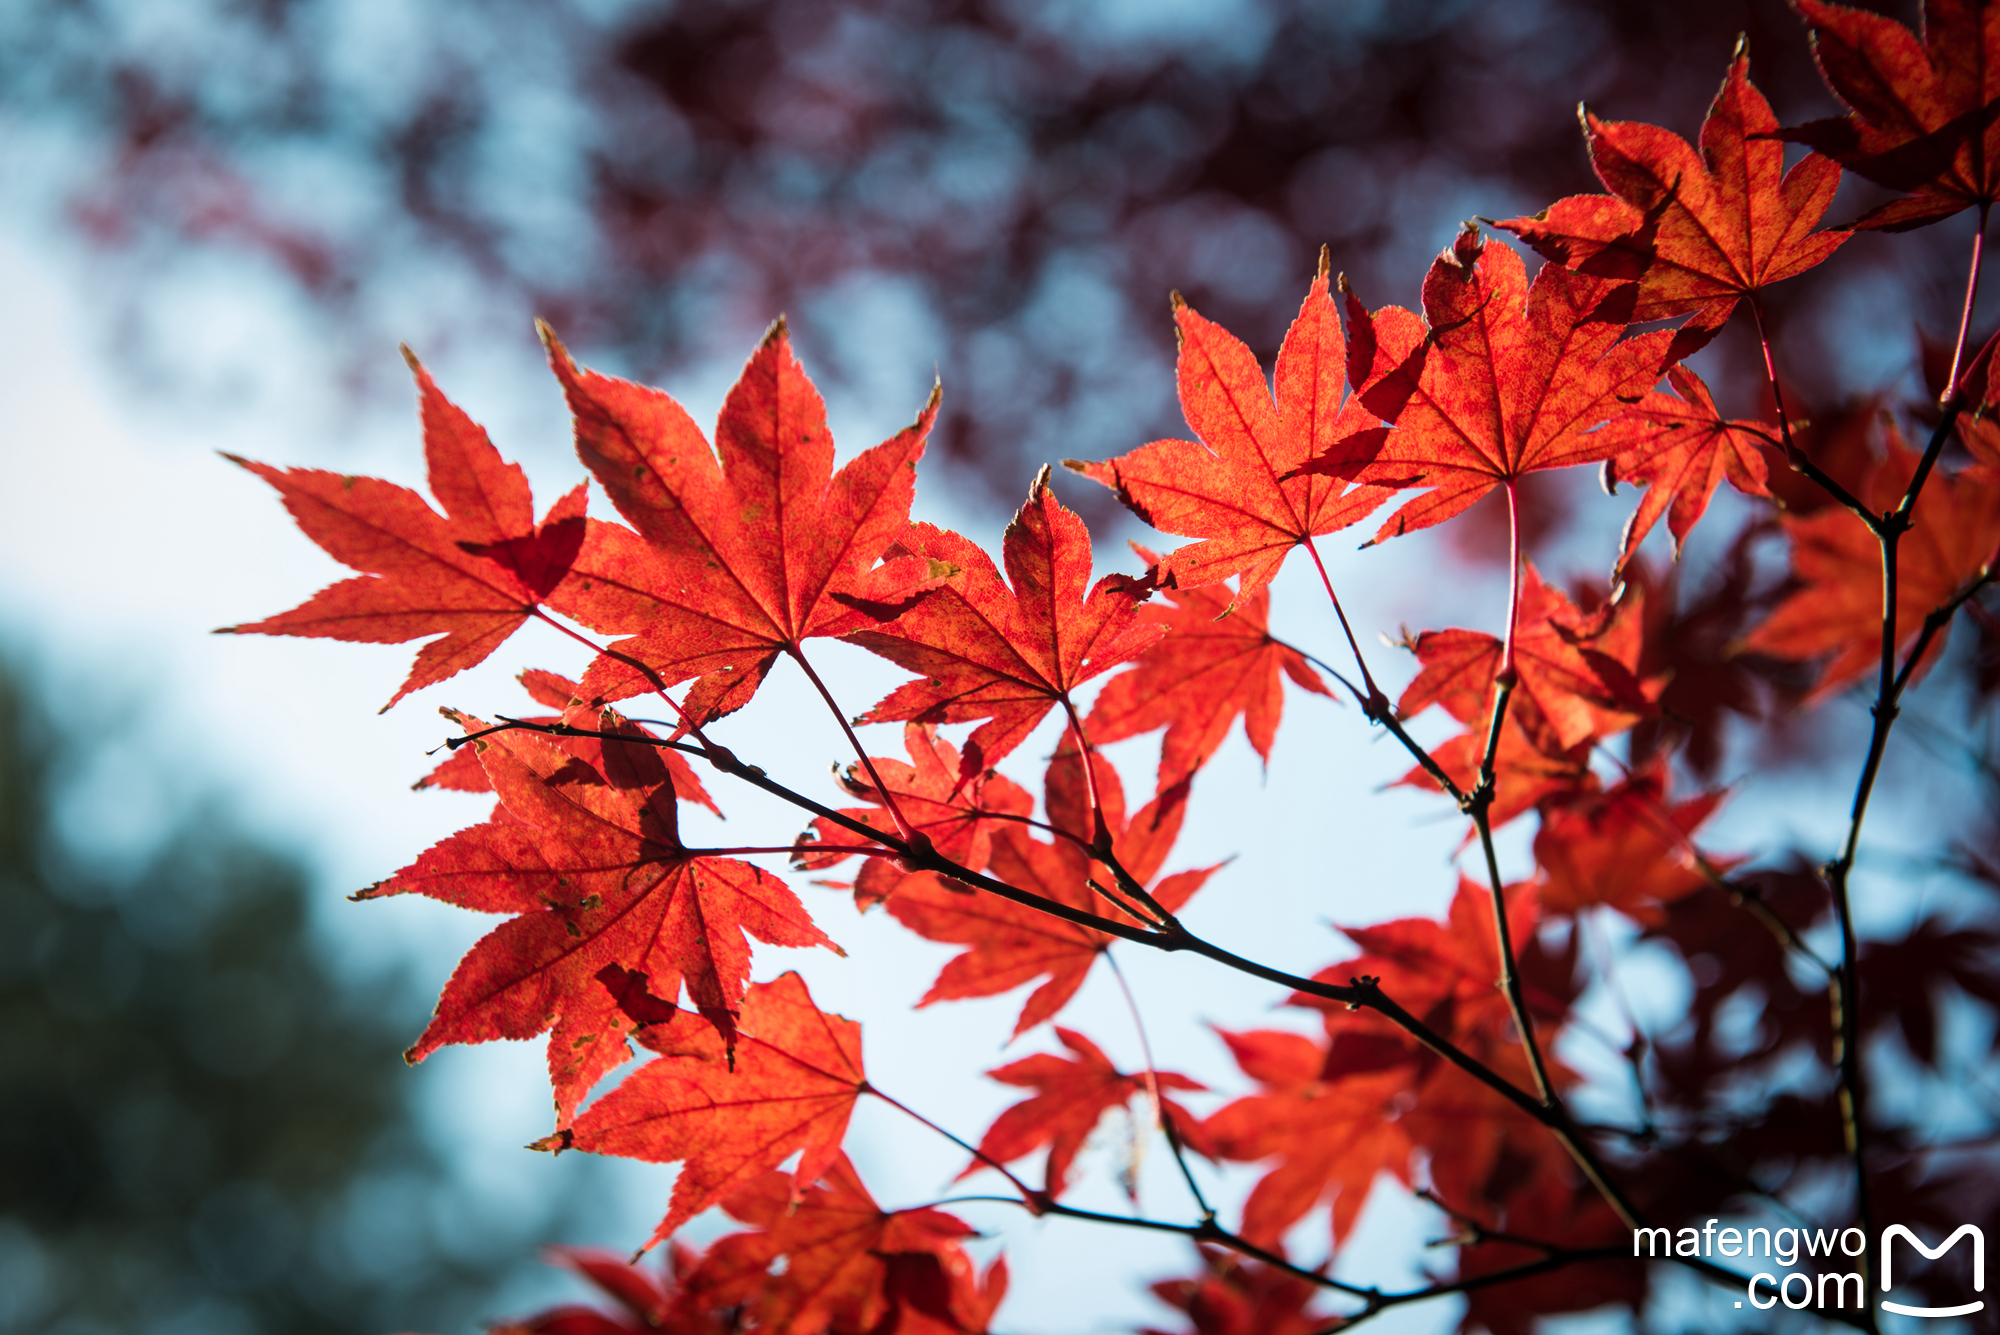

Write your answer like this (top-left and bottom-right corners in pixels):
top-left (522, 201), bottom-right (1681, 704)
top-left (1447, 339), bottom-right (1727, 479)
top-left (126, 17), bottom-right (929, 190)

top-left (1105, 949), bottom-right (1213, 1219)
top-left (1498, 479), bottom-right (1523, 682)
top-left (1748, 298), bottom-right (1877, 524)
top-left (788, 646), bottom-right (921, 845)
top-left (1303, 535), bottom-right (1387, 710)
top-left (865, 1084), bottom-right (1045, 1206)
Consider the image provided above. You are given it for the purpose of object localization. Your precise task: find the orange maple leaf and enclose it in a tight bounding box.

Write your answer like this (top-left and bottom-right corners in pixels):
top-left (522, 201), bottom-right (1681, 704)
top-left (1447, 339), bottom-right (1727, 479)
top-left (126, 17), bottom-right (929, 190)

top-left (1596, 364), bottom-right (1777, 574)
top-left (1320, 227), bottom-right (1671, 541)
top-left (962, 1026), bottom-right (1207, 1197)
top-left (222, 354), bottom-right (587, 710)
top-left (361, 715), bottom-right (835, 1121)
top-left (888, 749), bottom-right (1218, 1037)
top-left (844, 469), bottom-right (1164, 775)
top-left (1497, 46), bottom-right (1847, 347)
top-left (1085, 560), bottom-right (1332, 793)
top-left (1067, 253), bottom-right (1390, 593)
top-left (558, 972), bottom-right (867, 1251)
top-left (689, 1153), bottom-right (1003, 1335)
top-left (541, 319), bottom-right (948, 727)
top-left (791, 723), bottom-right (1033, 908)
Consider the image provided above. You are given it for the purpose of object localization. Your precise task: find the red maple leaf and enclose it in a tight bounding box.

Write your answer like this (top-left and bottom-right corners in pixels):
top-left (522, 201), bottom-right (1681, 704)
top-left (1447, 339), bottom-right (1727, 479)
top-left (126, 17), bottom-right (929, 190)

top-left (688, 1153), bottom-right (1002, 1335)
top-left (1742, 427), bottom-right (2000, 698)
top-left (1085, 558), bottom-right (1332, 792)
top-left (1596, 364), bottom-right (1777, 574)
top-left (844, 468), bottom-right (1165, 775)
top-left (1496, 46), bottom-right (1847, 348)
top-left (1307, 226), bottom-right (1670, 542)
top-left (888, 748), bottom-right (1218, 1037)
top-left (1785, 0), bottom-right (2000, 230)
top-left (488, 1244), bottom-right (722, 1335)
top-left (222, 353), bottom-right (587, 710)
top-left (414, 668), bottom-right (719, 817)
top-left (360, 714), bottom-right (835, 1120)
top-left (962, 1026), bottom-right (1206, 1198)
top-left (556, 971), bottom-right (867, 1250)
top-left (540, 319), bottom-right (949, 727)
top-left (791, 723), bottom-right (1033, 908)
top-left (1395, 564), bottom-right (1656, 753)
top-left (1290, 877), bottom-right (1551, 1050)
top-left (1139, 1245), bottom-right (1330, 1335)
top-left (1534, 763), bottom-right (1731, 925)
top-left (1201, 1026), bottom-right (1416, 1250)
top-left (1066, 253), bottom-right (1390, 593)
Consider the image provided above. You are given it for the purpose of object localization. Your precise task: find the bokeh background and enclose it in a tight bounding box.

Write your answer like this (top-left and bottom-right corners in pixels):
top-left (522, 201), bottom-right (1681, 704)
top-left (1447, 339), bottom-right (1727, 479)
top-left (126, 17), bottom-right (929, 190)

top-left (2, 1), bottom-right (1994, 1332)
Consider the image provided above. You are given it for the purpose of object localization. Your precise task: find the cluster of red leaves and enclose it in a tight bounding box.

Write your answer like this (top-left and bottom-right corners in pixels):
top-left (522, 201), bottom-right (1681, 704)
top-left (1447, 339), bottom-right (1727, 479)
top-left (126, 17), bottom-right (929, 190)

top-left (234, 11), bottom-right (2000, 1333)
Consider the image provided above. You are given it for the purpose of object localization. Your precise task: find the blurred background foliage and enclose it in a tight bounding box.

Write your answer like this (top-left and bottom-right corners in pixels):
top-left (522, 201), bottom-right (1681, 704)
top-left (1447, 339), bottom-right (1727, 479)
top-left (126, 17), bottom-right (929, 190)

top-left (0, 654), bottom-right (605, 1335)
top-left (2, 0), bottom-right (1979, 528)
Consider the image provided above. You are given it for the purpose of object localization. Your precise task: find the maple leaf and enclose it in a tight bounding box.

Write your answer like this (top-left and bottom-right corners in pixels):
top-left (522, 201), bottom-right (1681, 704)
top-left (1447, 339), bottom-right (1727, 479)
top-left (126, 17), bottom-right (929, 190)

top-left (1140, 1245), bottom-right (1329, 1335)
top-left (844, 468), bottom-right (1165, 775)
top-left (360, 715), bottom-right (834, 1121)
top-left (557, 971), bottom-right (867, 1250)
top-left (689, 1153), bottom-right (1001, 1335)
top-left (1496, 46), bottom-right (1847, 348)
top-left (1306, 226), bottom-right (1670, 542)
top-left (539, 319), bottom-right (948, 727)
top-left (221, 353), bottom-right (588, 710)
top-left (1785, 0), bottom-right (2000, 230)
top-left (790, 722), bottom-right (1033, 908)
top-left (1396, 564), bottom-right (1656, 752)
top-left (1066, 253), bottom-right (1390, 593)
top-left (888, 748), bottom-right (1218, 1037)
top-left (1742, 427), bottom-right (2000, 698)
top-left (415, 668), bottom-right (719, 817)
top-left (1290, 876), bottom-right (1554, 1048)
top-left (1085, 557), bottom-right (1332, 792)
top-left (488, 1244), bottom-right (723, 1335)
top-left (962, 1026), bottom-right (1206, 1198)
top-left (1200, 1026), bottom-right (1416, 1250)
top-left (1596, 364), bottom-right (1777, 574)
top-left (1534, 763), bottom-right (1731, 925)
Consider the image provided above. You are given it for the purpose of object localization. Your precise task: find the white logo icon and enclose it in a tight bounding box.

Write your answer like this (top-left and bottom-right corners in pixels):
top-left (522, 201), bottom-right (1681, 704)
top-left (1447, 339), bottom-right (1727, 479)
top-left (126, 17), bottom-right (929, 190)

top-left (1881, 1225), bottom-right (1985, 1319)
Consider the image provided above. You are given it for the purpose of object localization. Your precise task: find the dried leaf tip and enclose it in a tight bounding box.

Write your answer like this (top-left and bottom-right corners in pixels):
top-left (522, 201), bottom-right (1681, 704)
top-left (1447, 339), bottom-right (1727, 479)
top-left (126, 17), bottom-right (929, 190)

top-left (1575, 102), bottom-right (1593, 137)
top-left (762, 314), bottom-right (790, 347)
top-left (1316, 244), bottom-right (1331, 279)
top-left (1169, 289), bottom-right (1187, 312)
top-left (1448, 221), bottom-right (1484, 273)
top-left (1732, 31), bottom-right (1748, 61)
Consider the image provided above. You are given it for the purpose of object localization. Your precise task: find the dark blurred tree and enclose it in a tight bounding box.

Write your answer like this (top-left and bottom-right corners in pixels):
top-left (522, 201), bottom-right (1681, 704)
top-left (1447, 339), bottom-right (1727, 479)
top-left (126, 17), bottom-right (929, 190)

top-left (0, 657), bottom-right (533, 1335)
top-left (4, 0), bottom-right (1975, 521)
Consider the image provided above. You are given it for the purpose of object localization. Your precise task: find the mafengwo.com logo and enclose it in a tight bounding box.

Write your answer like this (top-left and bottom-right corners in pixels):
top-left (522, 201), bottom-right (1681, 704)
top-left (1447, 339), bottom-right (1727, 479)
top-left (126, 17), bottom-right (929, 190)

top-left (1632, 1221), bottom-right (1985, 1317)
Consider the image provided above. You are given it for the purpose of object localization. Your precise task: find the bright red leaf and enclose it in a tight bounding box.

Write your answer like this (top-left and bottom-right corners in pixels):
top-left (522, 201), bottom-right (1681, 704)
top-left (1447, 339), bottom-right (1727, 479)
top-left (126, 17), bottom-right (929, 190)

top-left (1066, 254), bottom-right (1390, 593)
top-left (1596, 364), bottom-right (1777, 574)
top-left (541, 319), bottom-right (948, 727)
top-left (1085, 559), bottom-right (1331, 793)
top-left (361, 714), bottom-right (834, 1120)
top-left (222, 353), bottom-right (587, 710)
top-left (1317, 226), bottom-right (1672, 541)
top-left (1497, 47), bottom-right (1847, 346)
top-left (888, 748), bottom-right (1217, 1037)
top-left (963, 1026), bottom-right (1206, 1198)
top-left (791, 723), bottom-right (1033, 908)
top-left (1395, 564), bottom-right (1656, 752)
top-left (414, 668), bottom-right (719, 816)
top-left (688, 1153), bottom-right (1002, 1335)
top-left (555, 971), bottom-right (867, 1250)
top-left (844, 468), bottom-right (1164, 775)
